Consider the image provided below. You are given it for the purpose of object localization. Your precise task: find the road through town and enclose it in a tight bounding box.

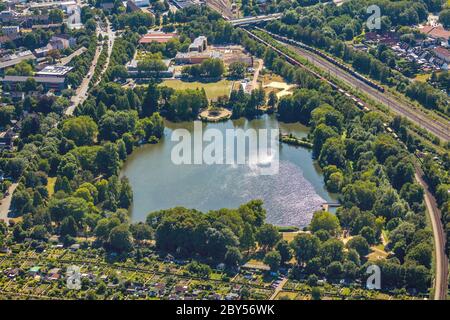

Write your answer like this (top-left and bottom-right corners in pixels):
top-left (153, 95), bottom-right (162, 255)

top-left (66, 18), bottom-right (115, 116)
top-left (93, 18), bottom-right (115, 87)
top-left (65, 30), bottom-right (102, 115)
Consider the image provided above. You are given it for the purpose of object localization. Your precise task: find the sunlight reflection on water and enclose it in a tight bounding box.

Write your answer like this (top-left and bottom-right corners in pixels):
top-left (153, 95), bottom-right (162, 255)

top-left (121, 115), bottom-right (334, 228)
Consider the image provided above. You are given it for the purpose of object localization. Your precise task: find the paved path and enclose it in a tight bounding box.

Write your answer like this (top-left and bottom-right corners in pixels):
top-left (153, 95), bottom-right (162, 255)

top-left (0, 183), bottom-right (18, 223)
top-left (415, 168), bottom-right (448, 300)
top-left (65, 21), bottom-right (104, 116)
top-left (57, 47), bottom-right (87, 66)
top-left (247, 58), bottom-right (263, 92)
top-left (269, 277), bottom-right (287, 300)
top-left (93, 18), bottom-right (115, 87)
top-left (333, 0), bottom-right (349, 6)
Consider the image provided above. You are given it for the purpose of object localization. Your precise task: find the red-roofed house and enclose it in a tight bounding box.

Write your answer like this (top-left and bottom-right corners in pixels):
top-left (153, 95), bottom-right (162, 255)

top-left (433, 47), bottom-right (450, 63)
top-left (139, 32), bottom-right (178, 44)
top-left (418, 26), bottom-right (450, 42)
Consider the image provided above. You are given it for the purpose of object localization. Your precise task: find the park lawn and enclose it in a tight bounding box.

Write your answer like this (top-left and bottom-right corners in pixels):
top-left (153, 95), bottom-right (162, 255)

top-left (367, 245), bottom-right (389, 262)
top-left (260, 73), bottom-right (285, 85)
top-left (246, 259), bottom-right (267, 267)
top-left (9, 217), bottom-right (23, 224)
top-left (282, 231), bottom-right (300, 243)
top-left (382, 229), bottom-right (389, 242)
top-left (210, 272), bottom-right (223, 280)
top-left (159, 79), bottom-right (233, 100)
top-left (275, 291), bottom-right (298, 300)
top-left (414, 73), bottom-right (431, 83)
top-left (46, 177), bottom-right (57, 197)
top-left (374, 292), bottom-right (394, 300)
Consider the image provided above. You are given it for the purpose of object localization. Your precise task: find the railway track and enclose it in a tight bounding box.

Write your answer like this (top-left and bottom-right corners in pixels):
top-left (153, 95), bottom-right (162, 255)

top-left (204, 0), bottom-right (235, 20)
top-left (415, 166), bottom-right (448, 300)
top-left (240, 28), bottom-right (370, 111)
top-left (255, 28), bottom-right (450, 141)
top-left (241, 27), bottom-right (448, 300)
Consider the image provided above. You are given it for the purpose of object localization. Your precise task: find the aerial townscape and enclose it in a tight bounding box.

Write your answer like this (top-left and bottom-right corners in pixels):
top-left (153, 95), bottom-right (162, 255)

top-left (0, 0), bottom-right (449, 303)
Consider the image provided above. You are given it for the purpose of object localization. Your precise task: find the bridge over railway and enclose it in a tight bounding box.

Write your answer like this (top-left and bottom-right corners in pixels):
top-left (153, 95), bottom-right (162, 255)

top-left (202, 0), bottom-right (282, 24)
top-left (229, 13), bottom-right (282, 26)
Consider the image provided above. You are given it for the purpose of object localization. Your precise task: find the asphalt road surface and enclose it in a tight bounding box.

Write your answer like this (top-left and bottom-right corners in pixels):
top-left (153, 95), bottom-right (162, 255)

top-left (66, 19), bottom-right (115, 116)
top-left (66, 27), bottom-right (102, 116)
top-left (0, 183), bottom-right (18, 223)
top-left (93, 18), bottom-right (115, 87)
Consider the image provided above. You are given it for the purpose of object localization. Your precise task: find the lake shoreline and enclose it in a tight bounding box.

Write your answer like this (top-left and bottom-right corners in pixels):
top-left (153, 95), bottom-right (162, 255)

top-left (121, 114), bottom-right (336, 228)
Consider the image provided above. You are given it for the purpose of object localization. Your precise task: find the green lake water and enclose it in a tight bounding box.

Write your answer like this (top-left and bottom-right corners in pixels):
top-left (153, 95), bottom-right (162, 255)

top-left (121, 114), bottom-right (336, 228)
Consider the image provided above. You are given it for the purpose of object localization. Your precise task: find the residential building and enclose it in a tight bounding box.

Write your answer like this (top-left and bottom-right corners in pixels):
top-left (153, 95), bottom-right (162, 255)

top-left (0, 9), bottom-right (19, 23)
top-left (126, 0), bottom-right (141, 12)
top-left (35, 65), bottom-right (73, 78)
top-left (5, 268), bottom-right (19, 279)
top-left (101, 1), bottom-right (115, 10)
top-left (364, 31), bottom-right (400, 46)
top-left (49, 35), bottom-right (75, 50)
top-left (34, 44), bottom-right (53, 58)
top-left (0, 11), bottom-right (50, 27)
top-left (1, 75), bottom-right (66, 91)
top-left (133, 0), bottom-right (150, 7)
top-left (31, 23), bottom-right (62, 30)
top-left (1, 25), bottom-right (19, 37)
top-left (433, 47), bottom-right (450, 63)
top-left (47, 268), bottom-right (61, 281)
top-left (0, 36), bottom-right (12, 48)
top-left (174, 51), bottom-right (222, 64)
top-left (418, 25), bottom-right (450, 44)
top-left (0, 129), bottom-right (15, 150)
top-left (188, 36), bottom-right (207, 53)
top-left (139, 32), bottom-right (178, 44)
top-left (0, 50), bottom-right (36, 75)
top-left (28, 0), bottom-right (76, 10)
top-left (172, 0), bottom-right (201, 9)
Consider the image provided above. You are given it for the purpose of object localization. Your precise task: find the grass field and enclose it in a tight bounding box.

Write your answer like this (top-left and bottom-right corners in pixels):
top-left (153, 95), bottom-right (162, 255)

top-left (367, 245), bottom-right (389, 262)
top-left (282, 231), bottom-right (301, 243)
top-left (159, 79), bottom-right (233, 100)
top-left (46, 177), bottom-right (56, 197)
top-left (414, 73), bottom-right (431, 83)
top-left (275, 291), bottom-right (298, 300)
